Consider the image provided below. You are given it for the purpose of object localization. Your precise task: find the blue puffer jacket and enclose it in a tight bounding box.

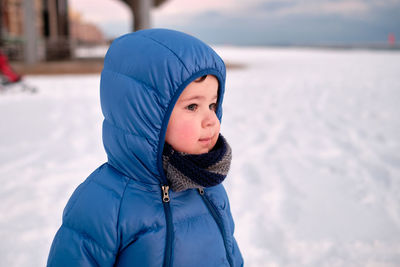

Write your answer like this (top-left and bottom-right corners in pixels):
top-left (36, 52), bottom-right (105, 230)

top-left (47, 29), bottom-right (243, 267)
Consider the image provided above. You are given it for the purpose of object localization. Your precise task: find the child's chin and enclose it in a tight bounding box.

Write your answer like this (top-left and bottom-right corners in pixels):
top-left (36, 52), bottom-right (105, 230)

top-left (195, 144), bottom-right (215, 154)
top-left (176, 141), bottom-right (215, 154)
top-left (174, 146), bottom-right (207, 155)
top-left (194, 148), bottom-right (210, 155)
top-left (181, 145), bottom-right (209, 155)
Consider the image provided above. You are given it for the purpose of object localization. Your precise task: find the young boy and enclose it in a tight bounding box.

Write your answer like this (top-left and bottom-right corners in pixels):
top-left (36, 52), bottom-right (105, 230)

top-left (47, 29), bottom-right (243, 267)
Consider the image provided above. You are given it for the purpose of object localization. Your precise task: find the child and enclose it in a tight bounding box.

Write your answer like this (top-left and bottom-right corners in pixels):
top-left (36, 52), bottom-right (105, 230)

top-left (47, 29), bottom-right (243, 267)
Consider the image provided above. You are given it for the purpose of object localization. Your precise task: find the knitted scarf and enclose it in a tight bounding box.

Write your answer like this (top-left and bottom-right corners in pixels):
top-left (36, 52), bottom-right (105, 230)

top-left (162, 134), bottom-right (232, 192)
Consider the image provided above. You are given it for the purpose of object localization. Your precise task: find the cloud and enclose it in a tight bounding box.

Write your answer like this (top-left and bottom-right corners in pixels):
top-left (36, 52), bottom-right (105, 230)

top-left (155, 0), bottom-right (400, 22)
top-left (269, 0), bottom-right (370, 16)
top-left (70, 0), bottom-right (400, 43)
top-left (71, 0), bottom-right (400, 23)
top-left (153, 0), bottom-right (236, 16)
top-left (69, 0), bottom-right (131, 23)
top-left (154, 0), bottom-right (400, 45)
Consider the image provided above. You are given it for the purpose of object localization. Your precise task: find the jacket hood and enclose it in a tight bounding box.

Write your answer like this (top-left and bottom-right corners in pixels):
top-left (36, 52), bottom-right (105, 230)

top-left (100, 29), bottom-right (226, 185)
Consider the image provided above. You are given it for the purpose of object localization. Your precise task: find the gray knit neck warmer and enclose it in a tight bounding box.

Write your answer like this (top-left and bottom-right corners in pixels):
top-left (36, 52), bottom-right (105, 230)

top-left (162, 134), bottom-right (232, 192)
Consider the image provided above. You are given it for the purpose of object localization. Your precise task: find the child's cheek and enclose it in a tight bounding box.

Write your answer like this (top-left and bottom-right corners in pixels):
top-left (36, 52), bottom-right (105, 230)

top-left (177, 120), bottom-right (197, 141)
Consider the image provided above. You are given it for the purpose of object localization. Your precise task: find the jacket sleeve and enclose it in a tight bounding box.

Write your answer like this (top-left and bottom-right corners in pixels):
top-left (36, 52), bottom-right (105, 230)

top-left (47, 223), bottom-right (117, 267)
top-left (47, 170), bottom-right (127, 267)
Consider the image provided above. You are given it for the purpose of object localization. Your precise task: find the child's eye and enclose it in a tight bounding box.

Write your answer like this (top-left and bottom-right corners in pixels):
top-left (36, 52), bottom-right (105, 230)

top-left (186, 104), bottom-right (198, 111)
top-left (209, 103), bottom-right (217, 111)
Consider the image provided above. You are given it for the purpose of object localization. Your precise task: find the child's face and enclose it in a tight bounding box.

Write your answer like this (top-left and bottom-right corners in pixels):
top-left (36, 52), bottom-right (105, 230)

top-left (165, 75), bottom-right (220, 154)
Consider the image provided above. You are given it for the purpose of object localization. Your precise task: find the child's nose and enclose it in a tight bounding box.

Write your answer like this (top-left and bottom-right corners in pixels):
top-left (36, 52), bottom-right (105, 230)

top-left (202, 111), bottom-right (217, 128)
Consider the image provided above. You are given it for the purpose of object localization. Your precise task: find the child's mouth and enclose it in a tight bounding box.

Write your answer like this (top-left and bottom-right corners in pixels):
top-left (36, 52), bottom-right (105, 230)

top-left (199, 137), bottom-right (212, 145)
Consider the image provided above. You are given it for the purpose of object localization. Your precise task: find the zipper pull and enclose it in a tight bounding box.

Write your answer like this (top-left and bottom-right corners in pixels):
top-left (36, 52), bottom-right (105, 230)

top-left (198, 188), bottom-right (204, 195)
top-left (162, 185), bottom-right (170, 202)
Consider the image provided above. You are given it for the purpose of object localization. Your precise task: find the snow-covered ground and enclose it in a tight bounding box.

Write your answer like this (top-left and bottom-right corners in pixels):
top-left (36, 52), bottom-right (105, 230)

top-left (1, 47), bottom-right (399, 266)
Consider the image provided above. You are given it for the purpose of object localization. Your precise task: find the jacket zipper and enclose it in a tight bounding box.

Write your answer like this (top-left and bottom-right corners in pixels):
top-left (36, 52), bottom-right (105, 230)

top-left (198, 188), bottom-right (233, 267)
top-left (162, 185), bottom-right (173, 267)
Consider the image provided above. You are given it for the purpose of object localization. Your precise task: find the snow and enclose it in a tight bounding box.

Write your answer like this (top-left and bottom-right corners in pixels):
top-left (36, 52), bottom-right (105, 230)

top-left (1, 47), bottom-right (400, 266)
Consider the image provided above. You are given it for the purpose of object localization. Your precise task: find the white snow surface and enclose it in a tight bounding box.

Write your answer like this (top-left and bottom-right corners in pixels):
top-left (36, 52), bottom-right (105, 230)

top-left (1, 47), bottom-right (400, 266)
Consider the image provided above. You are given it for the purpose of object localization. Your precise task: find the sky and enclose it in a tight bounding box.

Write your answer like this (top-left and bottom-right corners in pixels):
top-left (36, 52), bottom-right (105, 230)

top-left (69, 0), bottom-right (400, 45)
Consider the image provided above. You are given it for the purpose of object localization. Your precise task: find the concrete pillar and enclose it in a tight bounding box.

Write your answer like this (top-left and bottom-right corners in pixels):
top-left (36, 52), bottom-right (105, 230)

top-left (0, 0), bottom-right (2, 46)
top-left (23, 0), bottom-right (38, 64)
top-left (121, 0), bottom-right (151, 31)
top-left (132, 0), bottom-right (151, 31)
top-left (48, 0), bottom-right (59, 40)
top-left (120, 0), bottom-right (169, 31)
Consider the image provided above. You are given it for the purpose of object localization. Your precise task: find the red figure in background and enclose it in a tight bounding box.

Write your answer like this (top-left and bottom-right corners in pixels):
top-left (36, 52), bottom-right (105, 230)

top-left (0, 50), bottom-right (21, 84)
top-left (0, 50), bottom-right (36, 93)
top-left (388, 33), bottom-right (396, 46)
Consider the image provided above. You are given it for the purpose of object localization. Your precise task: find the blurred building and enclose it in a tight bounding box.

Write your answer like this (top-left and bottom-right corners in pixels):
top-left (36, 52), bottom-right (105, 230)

top-left (0, 0), bottom-right (168, 62)
top-left (1, 0), bottom-right (70, 61)
top-left (69, 9), bottom-right (105, 46)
